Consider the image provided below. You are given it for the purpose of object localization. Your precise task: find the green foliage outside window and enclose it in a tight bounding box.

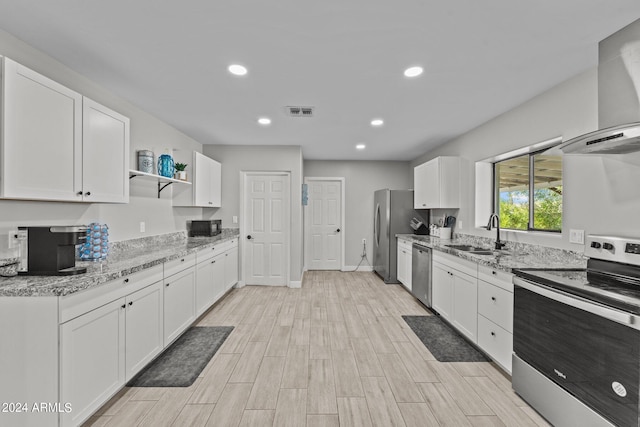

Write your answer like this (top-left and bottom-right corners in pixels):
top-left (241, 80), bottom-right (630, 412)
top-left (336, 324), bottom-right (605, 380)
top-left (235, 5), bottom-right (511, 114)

top-left (499, 188), bottom-right (562, 231)
top-left (495, 150), bottom-right (562, 232)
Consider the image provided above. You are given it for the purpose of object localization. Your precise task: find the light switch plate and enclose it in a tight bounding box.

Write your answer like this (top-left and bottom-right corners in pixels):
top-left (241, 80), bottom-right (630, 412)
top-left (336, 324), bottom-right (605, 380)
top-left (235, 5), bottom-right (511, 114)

top-left (140, 222), bottom-right (146, 233)
top-left (7, 230), bottom-right (18, 249)
top-left (569, 229), bottom-right (584, 244)
top-left (232, 216), bottom-right (238, 224)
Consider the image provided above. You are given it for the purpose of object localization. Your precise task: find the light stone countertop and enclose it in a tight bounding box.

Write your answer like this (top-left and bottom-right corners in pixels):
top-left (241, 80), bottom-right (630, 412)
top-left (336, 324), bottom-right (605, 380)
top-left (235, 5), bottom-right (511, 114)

top-left (0, 229), bottom-right (239, 297)
top-left (397, 233), bottom-right (587, 273)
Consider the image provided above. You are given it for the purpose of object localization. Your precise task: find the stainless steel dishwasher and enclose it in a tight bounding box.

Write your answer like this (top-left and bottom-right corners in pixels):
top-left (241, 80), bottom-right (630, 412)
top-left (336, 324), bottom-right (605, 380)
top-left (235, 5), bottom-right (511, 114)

top-left (412, 243), bottom-right (432, 307)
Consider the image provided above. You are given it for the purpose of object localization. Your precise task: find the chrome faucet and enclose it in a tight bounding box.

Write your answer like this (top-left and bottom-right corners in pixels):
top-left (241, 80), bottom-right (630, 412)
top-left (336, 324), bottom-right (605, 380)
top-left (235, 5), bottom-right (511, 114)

top-left (486, 214), bottom-right (506, 250)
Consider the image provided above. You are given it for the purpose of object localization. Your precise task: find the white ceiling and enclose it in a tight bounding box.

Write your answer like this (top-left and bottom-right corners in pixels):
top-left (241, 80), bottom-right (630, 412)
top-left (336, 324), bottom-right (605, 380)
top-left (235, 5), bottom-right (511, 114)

top-left (1, 1), bottom-right (640, 161)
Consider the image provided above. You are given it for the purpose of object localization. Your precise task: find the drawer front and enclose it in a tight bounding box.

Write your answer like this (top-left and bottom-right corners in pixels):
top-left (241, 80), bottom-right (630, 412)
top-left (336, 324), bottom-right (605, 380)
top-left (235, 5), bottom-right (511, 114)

top-left (477, 265), bottom-right (513, 292)
top-left (196, 238), bottom-right (239, 264)
top-left (60, 264), bottom-right (163, 324)
top-left (433, 251), bottom-right (477, 277)
top-left (197, 245), bottom-right (226, 263)
top-left (164, 252), bottom-right (197, 278)
top-left (478, 280), bottom-right (514, 332)
top-left (478, 314), bottom-right (513, 373)
top-left (398, 240), bottom-right (413, 251)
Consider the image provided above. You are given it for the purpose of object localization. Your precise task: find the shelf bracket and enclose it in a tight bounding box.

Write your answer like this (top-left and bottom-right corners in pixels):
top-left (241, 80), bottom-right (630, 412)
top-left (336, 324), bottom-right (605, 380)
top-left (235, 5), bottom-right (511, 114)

top-left (158, 181), bottom-right (174, 198)
top-left (157, 182), bottom-right (174, 198)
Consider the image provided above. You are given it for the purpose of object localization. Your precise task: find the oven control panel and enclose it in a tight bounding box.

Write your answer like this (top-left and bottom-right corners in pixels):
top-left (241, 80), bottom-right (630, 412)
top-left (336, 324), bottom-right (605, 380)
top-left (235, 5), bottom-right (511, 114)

top-left (585, 235), bottom-right (640, 266)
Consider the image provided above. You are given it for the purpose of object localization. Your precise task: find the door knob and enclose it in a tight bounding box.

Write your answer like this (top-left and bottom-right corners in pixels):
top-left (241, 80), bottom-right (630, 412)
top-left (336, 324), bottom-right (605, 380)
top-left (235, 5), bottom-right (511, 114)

top-left (336, 228), bottom-right (341, 232)
top-left (247, 235), bottom-right (252, 240)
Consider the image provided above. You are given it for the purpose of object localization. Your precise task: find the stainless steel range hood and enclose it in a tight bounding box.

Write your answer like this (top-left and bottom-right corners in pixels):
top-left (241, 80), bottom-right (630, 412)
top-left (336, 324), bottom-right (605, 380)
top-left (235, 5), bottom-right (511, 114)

top-left (561, 19), bottom-right (640, 154)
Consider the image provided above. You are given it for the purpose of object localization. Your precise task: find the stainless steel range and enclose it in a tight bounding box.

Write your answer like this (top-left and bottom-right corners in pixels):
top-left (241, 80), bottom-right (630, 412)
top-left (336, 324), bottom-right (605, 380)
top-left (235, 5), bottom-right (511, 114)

top-left (513, 235), bottom-right (640, 427)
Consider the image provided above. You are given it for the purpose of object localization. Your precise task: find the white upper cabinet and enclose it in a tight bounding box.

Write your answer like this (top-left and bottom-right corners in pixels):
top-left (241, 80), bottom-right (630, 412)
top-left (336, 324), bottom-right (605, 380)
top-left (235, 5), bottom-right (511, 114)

top-left (1, 57), bottom-right (82, 201)
top-left (413, 156), bottom-right (460, 209)
top-left (82, 97), bottom-right (130, 203)
top-left (0, 57), bottom-right (130, 203)
top-left (172, 151), bottom-right (221, 207)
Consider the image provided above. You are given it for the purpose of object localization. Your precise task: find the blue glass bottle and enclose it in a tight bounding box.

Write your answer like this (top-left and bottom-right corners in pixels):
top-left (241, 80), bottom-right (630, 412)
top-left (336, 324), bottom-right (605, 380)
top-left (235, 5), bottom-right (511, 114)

top-left (157, 154), bottom-right (175, 178)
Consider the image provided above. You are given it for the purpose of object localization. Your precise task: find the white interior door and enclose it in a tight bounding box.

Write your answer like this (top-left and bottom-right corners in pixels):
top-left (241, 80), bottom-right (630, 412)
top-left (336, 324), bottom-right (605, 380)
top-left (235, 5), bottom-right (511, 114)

top-left (244, 173), bottom-right (290, 286)
top-left (305, 178), bottom-right (343, 270)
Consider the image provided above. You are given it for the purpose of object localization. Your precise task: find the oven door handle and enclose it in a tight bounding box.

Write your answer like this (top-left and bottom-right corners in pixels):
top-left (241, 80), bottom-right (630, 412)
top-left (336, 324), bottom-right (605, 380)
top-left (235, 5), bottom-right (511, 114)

top-left (514, 277), bottom-right (639, 329)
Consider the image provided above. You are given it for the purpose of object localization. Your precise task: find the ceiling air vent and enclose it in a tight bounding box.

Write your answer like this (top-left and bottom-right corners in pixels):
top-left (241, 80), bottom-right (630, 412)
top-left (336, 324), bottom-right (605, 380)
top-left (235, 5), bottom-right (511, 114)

top-left (286, 106), bottom-right (314, 117)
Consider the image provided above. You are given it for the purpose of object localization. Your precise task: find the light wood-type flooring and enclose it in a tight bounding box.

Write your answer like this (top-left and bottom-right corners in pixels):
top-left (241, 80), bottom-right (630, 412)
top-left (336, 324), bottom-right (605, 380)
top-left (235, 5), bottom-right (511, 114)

top-left (84, 271), bottom-right (549, 427)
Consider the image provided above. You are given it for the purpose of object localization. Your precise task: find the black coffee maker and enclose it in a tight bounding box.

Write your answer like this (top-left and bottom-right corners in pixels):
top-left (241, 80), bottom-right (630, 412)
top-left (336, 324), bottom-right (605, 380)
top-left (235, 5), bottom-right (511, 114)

top-left (17, 226), bottom-right (88, 276)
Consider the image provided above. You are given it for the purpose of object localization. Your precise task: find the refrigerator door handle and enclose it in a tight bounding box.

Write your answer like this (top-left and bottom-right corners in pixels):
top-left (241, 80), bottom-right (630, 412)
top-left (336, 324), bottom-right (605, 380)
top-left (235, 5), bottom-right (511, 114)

top-left (374, 203), bottom-right (380, 246)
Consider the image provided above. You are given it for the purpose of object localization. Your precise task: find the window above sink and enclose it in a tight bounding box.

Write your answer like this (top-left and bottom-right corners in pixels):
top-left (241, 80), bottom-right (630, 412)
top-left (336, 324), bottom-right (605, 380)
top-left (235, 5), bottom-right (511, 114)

top-left (476, 136), bottom-right (563, 234)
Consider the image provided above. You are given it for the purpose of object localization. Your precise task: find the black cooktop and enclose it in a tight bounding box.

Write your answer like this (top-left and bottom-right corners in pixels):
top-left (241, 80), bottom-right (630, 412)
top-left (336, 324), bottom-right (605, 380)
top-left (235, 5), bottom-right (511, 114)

top-left (514, 259), bottom-right (640, 315)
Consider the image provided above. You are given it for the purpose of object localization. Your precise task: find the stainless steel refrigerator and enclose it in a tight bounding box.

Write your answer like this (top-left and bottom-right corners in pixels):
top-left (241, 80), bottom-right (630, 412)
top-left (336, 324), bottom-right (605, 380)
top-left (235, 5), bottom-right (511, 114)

top-left (373, 189), bottom-right (416, 283)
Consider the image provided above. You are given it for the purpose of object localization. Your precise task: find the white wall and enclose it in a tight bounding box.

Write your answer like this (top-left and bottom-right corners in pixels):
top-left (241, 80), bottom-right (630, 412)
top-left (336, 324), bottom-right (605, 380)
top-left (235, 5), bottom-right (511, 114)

top-left (303, 160), bottom-right (412, 267)
top-left (0, 29), bottom-right (206, 258)
top-left (202, 145), bottom-right (304, 282)
top-left (411, 67), bottom-right (640, 250)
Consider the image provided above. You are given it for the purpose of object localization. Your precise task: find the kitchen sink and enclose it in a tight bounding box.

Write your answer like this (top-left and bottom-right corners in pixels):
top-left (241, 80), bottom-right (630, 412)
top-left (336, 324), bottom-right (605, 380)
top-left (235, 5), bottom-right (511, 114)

top-left (445, 244), bottom-right (488, 252)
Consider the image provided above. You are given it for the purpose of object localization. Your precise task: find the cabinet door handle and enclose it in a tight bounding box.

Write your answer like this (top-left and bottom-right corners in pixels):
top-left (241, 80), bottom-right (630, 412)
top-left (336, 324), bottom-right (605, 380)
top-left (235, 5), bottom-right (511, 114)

top-left (211, 260), bottom-right (216, 264)
top-left (491, 331), bottom-right (496, 336)
top-left (77, 191), bottom-right (83, 196)
top-left (123, 278), bottom-right (129, 284)
top-left (85, 191), bottom-right (91, 196)
top-left (121, 303), bottom-right (126, 309)
top-left (491, 296), bottom-right (496, 301)
top-left (181, 258), bottom-right (185, 262)
top-left (166, 283), bottom-right (170, 287)
top-left (492, 271), bottom-right (497, 275)
top-left (128, 301), bottom-right (133, 306)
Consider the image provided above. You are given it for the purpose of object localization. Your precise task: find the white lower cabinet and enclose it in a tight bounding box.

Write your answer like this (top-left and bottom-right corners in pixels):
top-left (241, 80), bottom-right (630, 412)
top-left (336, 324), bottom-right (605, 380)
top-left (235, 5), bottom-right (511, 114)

top-left (60, 298), bottom-right (125, 427)
top-left (451, 270), bottom-right (478, 343)
top-left (195, 239), bottom-right (239, 317)
top-left (432, 252), bottom-right (478, 343)
top-left (196, 252), bottom-right (224, 316)
top-left (124, 282), bottom-right (163, 381)
top-left (477, 265), bottom-right (514, 373)
top-left (432, 262), bottom-right (453, 320)
top-left (396, 240), bottom-right (413, 291)
top-left (478, 315), bottom-right (513, 372)
top-left (163, 266), bottom-right (196, 346)
top-left (224, 245), bottom-right (239, 290)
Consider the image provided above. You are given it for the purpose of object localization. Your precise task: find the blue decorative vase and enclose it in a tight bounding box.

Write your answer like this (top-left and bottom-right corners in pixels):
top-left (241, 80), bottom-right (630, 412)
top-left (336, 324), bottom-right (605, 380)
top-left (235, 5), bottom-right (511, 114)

top-left (157, 154), bottom-right (175, 178)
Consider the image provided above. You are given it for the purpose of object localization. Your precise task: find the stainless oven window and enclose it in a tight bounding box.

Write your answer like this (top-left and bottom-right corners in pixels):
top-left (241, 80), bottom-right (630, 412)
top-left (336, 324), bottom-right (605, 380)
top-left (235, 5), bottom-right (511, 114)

top-left (514, 285), bottom-right (640, 427)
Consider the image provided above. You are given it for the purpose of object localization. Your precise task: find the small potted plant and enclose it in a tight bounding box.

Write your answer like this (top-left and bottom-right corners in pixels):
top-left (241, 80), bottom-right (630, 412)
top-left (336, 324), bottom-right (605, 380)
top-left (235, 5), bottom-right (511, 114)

top-left (174, 163), bottom-right (188, 181)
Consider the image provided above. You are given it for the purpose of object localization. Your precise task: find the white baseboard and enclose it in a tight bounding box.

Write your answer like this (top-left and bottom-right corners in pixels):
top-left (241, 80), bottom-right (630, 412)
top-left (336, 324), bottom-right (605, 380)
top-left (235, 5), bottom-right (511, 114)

top-left (289, 280), bottom-right (302, 288)
top-left (342, 265), bottom-right (374, 272)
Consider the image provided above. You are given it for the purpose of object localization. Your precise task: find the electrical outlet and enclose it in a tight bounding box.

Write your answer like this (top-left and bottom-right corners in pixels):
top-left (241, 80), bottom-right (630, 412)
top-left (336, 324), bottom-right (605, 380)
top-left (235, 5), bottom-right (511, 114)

top-left (233, 215), bottom-right (238, 224)
top-left (140, 222), bottom-right (146, 233)
top-left (569, 229), bottom-right (584, 244)
top-left (458, 220), bottom-right (462, 229)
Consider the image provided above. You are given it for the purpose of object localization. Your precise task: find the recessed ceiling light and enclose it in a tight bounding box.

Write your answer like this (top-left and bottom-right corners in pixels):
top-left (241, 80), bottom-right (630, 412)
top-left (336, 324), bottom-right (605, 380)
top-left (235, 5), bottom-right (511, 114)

top-left (356, 144), bottom-right (366, 150)
top-left (257, 117), bottom-right (271, 125)
top-left (370, 119), bottom-right (384, 127)
top-left (228, 64), bottom-right (247, 76)
top-left (404, 66), bottom-right (423, 77)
